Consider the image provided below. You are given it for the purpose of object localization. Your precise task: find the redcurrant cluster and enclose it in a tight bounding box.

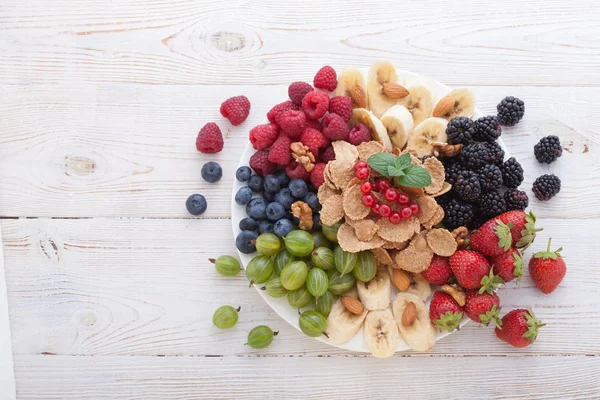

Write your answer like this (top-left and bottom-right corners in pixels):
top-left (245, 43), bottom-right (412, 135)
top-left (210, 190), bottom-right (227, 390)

top-left (353, 161), bottom-right (421, 224)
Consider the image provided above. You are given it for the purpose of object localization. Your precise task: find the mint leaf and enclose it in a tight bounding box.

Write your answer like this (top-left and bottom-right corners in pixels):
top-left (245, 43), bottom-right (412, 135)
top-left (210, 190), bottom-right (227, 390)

top-left (387, 165), bottom-right (405, 177)
top-left (394, 153), bottom-right (412, 170)
top-left (368, 153), bottom-right (396, 177)
top-left (395, 165), bottom-right (432, 187)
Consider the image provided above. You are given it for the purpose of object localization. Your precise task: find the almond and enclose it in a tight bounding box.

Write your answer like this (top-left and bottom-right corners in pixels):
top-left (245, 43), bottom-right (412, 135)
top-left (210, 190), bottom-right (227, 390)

top-left (402, 301), bottom-right (417, 327)
top-left (391, 268), bottom-right (411, 291)
top-left (341, 295), bottom-right (364, 315)
top-left (432, 96), bottom-right (456, 118)
top-left (441, 284), bottom-right (466, 307)
top-left (350, 85), bottom-right (367, 109)
top-left (382, 82), bottom-right (410, 99)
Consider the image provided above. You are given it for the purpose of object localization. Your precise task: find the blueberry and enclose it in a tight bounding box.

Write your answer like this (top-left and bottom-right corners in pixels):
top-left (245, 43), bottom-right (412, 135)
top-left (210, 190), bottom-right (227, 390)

top-left (235, 187), bottom-right (253, 205)
top-left (246, 198), bottom-right (267, 220)
top-left (201, 162), bottom-right (222, 183)
top-left (239, 217), bottom-right (258, 231)
top-left (289, 178), bottom-right (308, 198)
top-left (236, 166), bottom-right (252, 182)
top-left (247, 197), bottom-right (264, 208)
top-left (275, 188), bottom-right (295, 210)
top-left (266, 202), bottom-right (286, 221)
top-left (263, 190), bottom-right (276, 202)
top-left (291, 215), bottom-right (300, 226)
top-left (307, 183), bottom-right (318, 193)
top-left (312, 214), bottom-right (322, 230)
top-left (274, 170), bottom-right (290, 187)
top-left (248, 175), bottom-right (263, 192)
top-left (263, 175), bottom-right (281, 194)
top-left (303, 192), bottom-right (321, 213)
top-left (258, 221), bottom-right (275, 234)
top-left (273, 219), bottom-right (294, 238)
top-left (236, 230), bottom-right (258, 254)
top-left (185, 194), bottom-right (207, 216)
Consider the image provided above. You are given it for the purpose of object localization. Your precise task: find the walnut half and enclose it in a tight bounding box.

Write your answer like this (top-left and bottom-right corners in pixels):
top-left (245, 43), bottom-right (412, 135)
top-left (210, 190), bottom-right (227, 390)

top-left (291, 142), bottom-right (316, 172)
top-left (291, 201), bottom-right (313, 231)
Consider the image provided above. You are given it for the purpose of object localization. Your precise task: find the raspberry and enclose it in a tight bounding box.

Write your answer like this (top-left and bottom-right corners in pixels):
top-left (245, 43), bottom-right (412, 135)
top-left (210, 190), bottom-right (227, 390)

top-left (196, 122), bottom-right (224, 154)
top-left (320, 145), bottom-right (335, 163)
top-left (268, 135), bottom-right (293, 165)
top-left (219, 95), bottom-right (251, 126)
top-left (313, 65), bottom-right (337, 92)
top-left (250, 150), bottom-right (276, 177)
top-left (300, 128), bottom-right (329, 156)
top-left (321, 113), bottom-right (349, 141)
top-left (249, 123), bottom-right (279, 150)
top-left (285, 161), bottom-right (311, 181)
top-left (288, 82), bottom-right (313, 105)
top-left (301, 90), bottom-right (330, 120)
top-left (305, 118), bottom-right (322, 132)
top-left (310, 163), bottom-right (326, 189)
top-left (267, 101), bottom-right (299, 124)
top-left (328, 96), bottom-right (353, 122)
top-left (277, 110), bottom-right (307, 138)
top-left (347, 122), bottom-right (371, 145)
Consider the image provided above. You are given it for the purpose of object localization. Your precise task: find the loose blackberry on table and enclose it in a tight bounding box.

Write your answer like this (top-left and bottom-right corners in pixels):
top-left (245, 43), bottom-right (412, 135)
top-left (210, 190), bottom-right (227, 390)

top-left (446, 116), bottom-right (475, 145)
top-left (504, 189), bottom-right (529, 211)
top-left (534, 135), bottom-right (563, 164)
top-left (532, 174), bottom-right (561, 201)
top-left (453, 170), bottom-right (482, 203)
top-left (497, 96), bottom-right (525, 126)
top-left (477, 164), bottom-right (503, 192)
top-left (501, 157), bottom-right (524, 188)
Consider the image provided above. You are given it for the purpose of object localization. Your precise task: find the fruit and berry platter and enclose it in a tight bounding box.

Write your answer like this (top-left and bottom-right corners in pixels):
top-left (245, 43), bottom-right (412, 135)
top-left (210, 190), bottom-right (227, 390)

top-left (192, 61), bottom-right (567, 356)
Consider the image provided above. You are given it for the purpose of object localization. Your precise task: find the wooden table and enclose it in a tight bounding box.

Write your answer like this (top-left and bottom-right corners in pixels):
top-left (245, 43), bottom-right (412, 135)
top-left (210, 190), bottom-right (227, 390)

top-left (1, 0), bottom-right (599, 398)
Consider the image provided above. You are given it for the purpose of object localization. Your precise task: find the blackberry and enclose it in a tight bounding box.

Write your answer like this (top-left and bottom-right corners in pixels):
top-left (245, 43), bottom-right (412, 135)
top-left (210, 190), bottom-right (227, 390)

top-left (497, 96), bottom-right (525, 126)
top-left (421, 155), bottom-right (434, 163)
top-left (473, 115), bottom-right (501, 142)
top-left (470, 214), bottom-right (489, 230)
top-left (504, 189), bottom-right (529, 211)
top-left (501, 157), bottom-right (524, 188)
top-left (534, 135), bottom-right (562, 164)
top-left (454, 170), bottom-right (481, 203)
top-left (532, 174), bottom-right (561, 201)
top-left (460, 142), bottom-right (489, 169)
top-left (442, 199), bottom-right (474, 230)
top-left (485, 141), bottom-right (505, 165)
top-left (444, 159), bottom-right (462, 185)
top-left (477, 164), bottom-right (503, 192)
top-left (477, 190), bottom-right (506, 219)
top-left (446, 117), bottom-right (475, 145)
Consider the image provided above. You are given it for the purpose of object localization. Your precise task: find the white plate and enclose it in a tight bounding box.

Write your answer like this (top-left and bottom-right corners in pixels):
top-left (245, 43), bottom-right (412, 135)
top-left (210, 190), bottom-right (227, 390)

top-left (231, 68), bottom-right (508, 353)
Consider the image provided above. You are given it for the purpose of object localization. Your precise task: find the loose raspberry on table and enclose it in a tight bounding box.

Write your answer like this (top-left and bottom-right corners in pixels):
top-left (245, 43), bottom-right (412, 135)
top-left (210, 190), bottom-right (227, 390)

top-left (196, 122), bottom-right (224, 154)
top-left (288, 82), bottom-right (314, 106)
top-left (328, 96), bottom-right (353, 122)
top-left (285, 161), bottom-right (311, 181)
top-left (347, 122), bottom-right (372, 145)
top-left (321, 113), bottom-right (349, 141)
top-left (267, 101), bottom-right (299, 124)
top-left (313, 66), bottom-right (338, 92)
top-left (305, 118), bottom-right (322, 132)
top-left (310, 163), bottom-right (327, 189)
top-left (300, 128), bottom-right (330, 156)
top-left (268, 135), bottom-right (293, 165)
top-left (249, 123), bottom-right (279, 150)
top-left (301, 90), bottom-right (330, 120)
top-left (320, 145), bottom-right (335, 163)
top-left (277, 110), bottom-right (307, 139)
top-left (219, 95), bottom-right (251, 126)
top-left (250, 150), bottom-right (276, 177)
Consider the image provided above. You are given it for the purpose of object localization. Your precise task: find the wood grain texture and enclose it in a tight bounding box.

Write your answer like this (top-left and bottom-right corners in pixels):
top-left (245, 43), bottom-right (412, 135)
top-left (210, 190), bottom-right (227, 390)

top-left (0, 85), bottom-right (597, 218)
top-left (13, 355), bottom-right (600, 399)
top-left (0, 226), bottom-right (17, 400)
top-left (2, 218), bottom-right (597, 357)
top-left (0, 0), bottom-right (599, 86)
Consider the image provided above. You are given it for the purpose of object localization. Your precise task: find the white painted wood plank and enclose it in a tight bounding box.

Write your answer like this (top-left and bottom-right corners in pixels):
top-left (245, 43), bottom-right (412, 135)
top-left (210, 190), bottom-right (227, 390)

top-left (0, 85), bottom-right (597, 218)
top-left (2, 218), bottom-right (597, 357)
top-left (13, 355), bottom-right (600, 399)
top-left (0, 225), bottom-right (16, 400)
top-left (0, 0), bottom-right (599, 86)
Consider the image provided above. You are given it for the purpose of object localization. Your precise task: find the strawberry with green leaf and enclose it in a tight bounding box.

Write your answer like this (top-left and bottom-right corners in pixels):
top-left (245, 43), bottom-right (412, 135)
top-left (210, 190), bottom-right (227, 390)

top-left (429, 291), bottom-right (464, 332)
top-left (465, 291), bottom-right (502, 327)
top-left (491, 248), bottom-right (524, 283)
top-left (497, 211), bottom-right (542, 250)
top-left (367, 152), bottom-right (432, 188)
top-left (470, 218), bottom-right (513, 257)
top-left (495, 309), bottom-right (545, 348)
top-left (529, 238), bottom-right (566, 294)
top-left (450, 250), bottom-right (503, 292)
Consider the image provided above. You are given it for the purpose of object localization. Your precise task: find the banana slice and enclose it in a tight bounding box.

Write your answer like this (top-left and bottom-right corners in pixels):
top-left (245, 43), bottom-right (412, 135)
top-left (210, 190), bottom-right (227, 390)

top-left (392, 293), bottom-right (437, 352)
top-left (364, 308), bottom-right (399, 358)
top-left (326, 288), bottom-right (368, 344)
top-left (357, 266), bottom-right (391, 311)
top-left (351, 108), bottom-right (393, 152)
top-left (398, 85), bottom-right (434, 126)
top-left (367, 60), bottom-right (409, 118)
top-left (406, 118), bottom-right (448, 158)
top-left (406, 273), bottom-right (432, 302)
top-left (380, 105), bottom-right (414, 150)
top-left (432, 88), bottom-right (476, 120)
top-left (335, 68), bottom-right (368, 109)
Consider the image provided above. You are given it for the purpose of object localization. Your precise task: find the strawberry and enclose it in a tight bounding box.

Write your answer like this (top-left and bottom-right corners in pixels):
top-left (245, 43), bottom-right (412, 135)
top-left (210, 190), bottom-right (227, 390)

top-left (429, 291), bottom-right (464, 332)
top-left (528, 238), bottom-right (566, 294)
top-left (491, 248), bottom-right (524, 283)
top-left (496, 211), bottom-right (542, 250)
top-left (465, 291), bottom-right (501, 327)
top-left (495, 309), bottom-right (545, 348)
top-left (450, 250), bottom-right (502, 293)
top-left (470, 218), bottom-right (513, 257)
top-left (422, 255), bottom-right (454, 286)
